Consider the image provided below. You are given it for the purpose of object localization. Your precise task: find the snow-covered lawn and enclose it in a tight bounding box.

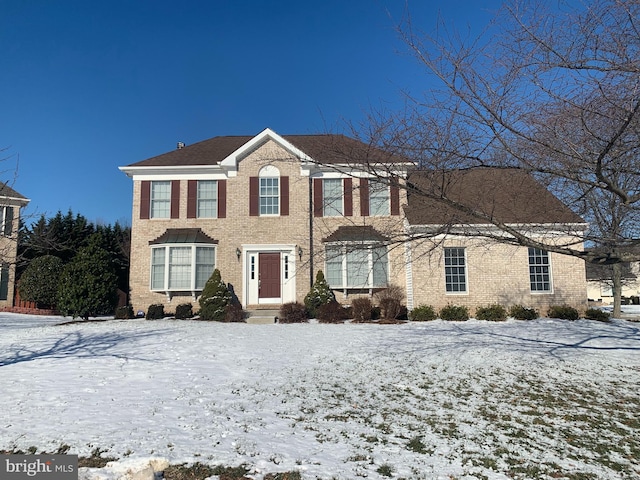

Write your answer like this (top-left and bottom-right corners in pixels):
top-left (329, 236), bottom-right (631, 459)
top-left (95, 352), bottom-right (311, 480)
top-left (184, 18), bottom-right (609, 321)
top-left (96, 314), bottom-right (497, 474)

top-left (1, 313), bottom-right (639, 479)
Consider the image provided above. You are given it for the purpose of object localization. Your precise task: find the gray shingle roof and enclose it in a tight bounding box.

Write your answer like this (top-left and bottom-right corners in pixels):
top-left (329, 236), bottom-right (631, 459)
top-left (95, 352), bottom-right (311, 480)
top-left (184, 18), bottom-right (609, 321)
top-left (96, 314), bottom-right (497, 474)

top-left (126, 133), bottom-right (407, 167)
top-left (405, 168), bottom-right (584, 225)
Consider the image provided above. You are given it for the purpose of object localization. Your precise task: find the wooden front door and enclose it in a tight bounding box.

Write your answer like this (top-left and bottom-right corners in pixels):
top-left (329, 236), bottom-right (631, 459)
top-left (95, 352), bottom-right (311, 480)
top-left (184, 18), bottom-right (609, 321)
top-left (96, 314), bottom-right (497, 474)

top-left (259, 253), bottom-right (281, 299)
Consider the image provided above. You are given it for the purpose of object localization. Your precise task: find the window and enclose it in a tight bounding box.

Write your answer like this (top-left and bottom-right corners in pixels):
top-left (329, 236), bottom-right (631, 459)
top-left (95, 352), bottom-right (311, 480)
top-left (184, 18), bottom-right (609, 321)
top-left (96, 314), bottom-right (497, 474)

top-left (369, 181), bottom-right (390, 216)
top-left (529, 248), bottom-right (552, 292)
top-left (260, 177), bottom-right (280, 215)
top-left (0, 263), bottom-right (8, 300)
top-left (444, 247), bottom-right (467, 293)
top-left (0, 206), bottom-right (13, 236)
top-left (150, 181), bottom-right (171, 218)
top-left (197, 181), bottom-right (218, 218)
top-left (323, 179), bottom-right (343, 216)
top-left (326, 244), bottom-right (388, 288)
top-left (150, 245), bottom-right (215, 292)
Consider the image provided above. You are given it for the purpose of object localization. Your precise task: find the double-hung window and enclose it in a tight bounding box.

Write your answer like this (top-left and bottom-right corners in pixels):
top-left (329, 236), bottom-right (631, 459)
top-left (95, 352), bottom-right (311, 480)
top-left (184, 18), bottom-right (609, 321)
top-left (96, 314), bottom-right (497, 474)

top-left (444, 247), bottom-right (467, 293)
top-left (529, 248), bottom-right (552, 292)
top-left (0, 206), bottom-right (13, 236)
top-left (151, 245), bottom-right (215, 292)
top-left (369, 181), bottom-right (390, 216)
top-left (260, 177), bottom-right (280, 215)
top-left (150, 181), bottom-right (171, 218)
top-left (326, 244), bottom-right (388, 289)
top-left (197, 180), bottom-right (218, 218)
top-left (323, 179), bottom-right (343, 216)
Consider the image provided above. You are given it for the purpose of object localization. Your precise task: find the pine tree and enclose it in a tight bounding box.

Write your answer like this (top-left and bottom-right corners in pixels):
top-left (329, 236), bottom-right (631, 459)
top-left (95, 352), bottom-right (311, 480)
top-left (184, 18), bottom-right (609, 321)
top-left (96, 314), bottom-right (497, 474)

top-left (198, 269), bottom-right (232, 321)
top-left (57, 237), bottom-right (118, 320)
top-left (304, 270), bottom-right (336, 318)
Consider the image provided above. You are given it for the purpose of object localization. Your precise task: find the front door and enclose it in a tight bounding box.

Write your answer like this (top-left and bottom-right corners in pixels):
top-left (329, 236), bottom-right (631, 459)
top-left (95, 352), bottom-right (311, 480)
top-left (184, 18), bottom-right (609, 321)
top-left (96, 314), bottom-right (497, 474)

top-left (259, 253), bottom-right (281, 299)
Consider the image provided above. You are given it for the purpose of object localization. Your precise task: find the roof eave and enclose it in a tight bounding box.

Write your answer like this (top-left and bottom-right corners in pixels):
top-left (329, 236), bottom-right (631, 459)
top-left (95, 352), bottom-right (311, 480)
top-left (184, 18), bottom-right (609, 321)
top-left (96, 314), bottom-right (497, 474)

top-left (118, 164), bottom-right (226, 179)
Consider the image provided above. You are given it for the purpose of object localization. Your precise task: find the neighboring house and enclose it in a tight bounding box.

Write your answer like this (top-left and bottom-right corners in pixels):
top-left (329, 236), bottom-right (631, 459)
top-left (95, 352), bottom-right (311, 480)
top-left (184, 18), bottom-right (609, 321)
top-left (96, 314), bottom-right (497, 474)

top-left (0, 183), bottom-right (29, 308)
top-left (586, 254), bottom-right (640, 305)
top-left (119, 128), bottom-right (588, 316)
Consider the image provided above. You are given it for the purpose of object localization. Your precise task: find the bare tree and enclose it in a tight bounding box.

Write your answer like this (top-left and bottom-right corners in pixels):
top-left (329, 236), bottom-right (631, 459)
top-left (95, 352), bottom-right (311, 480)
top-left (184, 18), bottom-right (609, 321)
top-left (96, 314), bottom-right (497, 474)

top-left (349, 0), bottom-right (640, 317)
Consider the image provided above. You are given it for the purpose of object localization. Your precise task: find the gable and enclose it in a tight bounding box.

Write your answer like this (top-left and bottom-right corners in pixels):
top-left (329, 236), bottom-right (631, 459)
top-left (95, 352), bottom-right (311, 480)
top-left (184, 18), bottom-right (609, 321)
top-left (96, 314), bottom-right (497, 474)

top-left (122, 128), bottom-right (411, 172)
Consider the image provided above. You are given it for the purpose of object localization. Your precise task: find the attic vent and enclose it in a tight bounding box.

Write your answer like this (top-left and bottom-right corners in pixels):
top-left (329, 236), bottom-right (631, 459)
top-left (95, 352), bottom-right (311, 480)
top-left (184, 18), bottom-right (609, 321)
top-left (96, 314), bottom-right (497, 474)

top-left (177, 142), bottom-right (185, 149)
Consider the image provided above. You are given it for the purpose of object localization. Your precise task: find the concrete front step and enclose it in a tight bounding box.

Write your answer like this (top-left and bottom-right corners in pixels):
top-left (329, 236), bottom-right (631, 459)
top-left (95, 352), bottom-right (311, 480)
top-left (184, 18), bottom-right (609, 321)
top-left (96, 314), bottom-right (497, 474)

top-left (245, 309), bottom-right (280, 324)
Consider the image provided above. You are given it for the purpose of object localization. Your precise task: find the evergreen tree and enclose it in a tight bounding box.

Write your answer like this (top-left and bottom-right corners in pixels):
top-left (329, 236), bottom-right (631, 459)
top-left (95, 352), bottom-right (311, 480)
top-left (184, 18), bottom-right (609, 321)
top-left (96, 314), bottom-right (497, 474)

top-left (20, 210), bottom-right (95, 264)
top-left (198, 269), bottom-right (232, 321)
top-left (17, 255), bottom-right (63, 308)
top-left (57, 237), bottom-right (118, 320)
top-left (304, 270), bottom-right (336, 318)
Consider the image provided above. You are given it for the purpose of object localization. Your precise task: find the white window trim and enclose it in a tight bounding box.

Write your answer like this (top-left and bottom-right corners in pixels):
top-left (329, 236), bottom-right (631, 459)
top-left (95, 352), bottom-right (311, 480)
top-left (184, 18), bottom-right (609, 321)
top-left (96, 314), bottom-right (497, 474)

top-left (259, 165), bottom-right (280, 217)
top-left (323, 178), bottom-right (344, 217)
top-left (150, 243), bottom-right (216, 299)
top-left (444, 247), bottom-right (468, 295)
top-left (259, 177), bottom-right (280, 216)
top-left (369, 181), bottom-right (390, 216)
top-left (325, 243), bottom-right (389, 291)
top-left (528, 248), bottom-right (554, 294)
top-left (197, 180), bottom-right (218, 219)
top-left (0, 206), bottom-right (13, 236)
top-left (150, 180), bottom-right (171, 219)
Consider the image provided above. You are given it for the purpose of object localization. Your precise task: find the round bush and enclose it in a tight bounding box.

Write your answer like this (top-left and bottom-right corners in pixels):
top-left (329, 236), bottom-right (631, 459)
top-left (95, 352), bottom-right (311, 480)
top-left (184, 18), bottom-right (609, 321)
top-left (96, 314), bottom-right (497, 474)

top-left (584, 307), bottom-right (610, 322)
top-left (439, 304), bottom-right (469, 321)
top-left (146, 304), bottom-right (165, 320)
top-left (475, 304), bottom-right (507, 322)
top-left (279, 302), bottom-right (309, 323)
top-left (409, 305), bottom-right (437, 321)
top-left (509, 305), bottom-right (539, 320)
top-left (351, 297), bottom-right (373, 322)
top-left (547, 305), bottom-right (580, 320)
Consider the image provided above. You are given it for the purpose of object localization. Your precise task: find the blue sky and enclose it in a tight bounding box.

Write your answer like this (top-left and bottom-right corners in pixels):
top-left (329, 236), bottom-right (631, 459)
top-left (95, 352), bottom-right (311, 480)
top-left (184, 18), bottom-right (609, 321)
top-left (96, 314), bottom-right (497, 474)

top-left (1, 1), bottom-right (501, 227)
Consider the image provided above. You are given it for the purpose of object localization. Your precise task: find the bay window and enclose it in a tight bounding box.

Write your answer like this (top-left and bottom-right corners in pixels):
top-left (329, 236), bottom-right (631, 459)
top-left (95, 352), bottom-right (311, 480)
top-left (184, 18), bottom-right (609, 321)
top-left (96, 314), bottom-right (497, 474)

top-left (151, 244), bottom-right (215, 292)
top-left (326, 244), bottom-right (388, 289)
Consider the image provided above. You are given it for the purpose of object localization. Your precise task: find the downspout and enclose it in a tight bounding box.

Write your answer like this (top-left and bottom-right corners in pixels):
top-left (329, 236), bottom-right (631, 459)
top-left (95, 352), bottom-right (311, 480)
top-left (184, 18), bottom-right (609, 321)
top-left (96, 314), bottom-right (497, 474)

top-left (309, 176), bottom-right (314, 288)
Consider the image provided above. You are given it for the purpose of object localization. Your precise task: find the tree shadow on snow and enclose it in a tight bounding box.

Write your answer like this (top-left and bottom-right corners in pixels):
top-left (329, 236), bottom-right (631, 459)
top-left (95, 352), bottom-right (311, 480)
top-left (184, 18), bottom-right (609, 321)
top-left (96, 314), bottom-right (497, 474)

top-left (377, 320), bottom-right (640, 360)
top-left (0, 329), bottom-right (170, 367)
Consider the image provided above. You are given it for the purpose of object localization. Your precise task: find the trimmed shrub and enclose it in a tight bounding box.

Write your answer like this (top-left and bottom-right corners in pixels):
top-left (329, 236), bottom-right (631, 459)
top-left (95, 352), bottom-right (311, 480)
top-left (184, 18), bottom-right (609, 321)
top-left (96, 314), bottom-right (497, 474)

top-left (115, 305), bottom-right (134, 319)
top-left (57, 241), bottom-right (119, 320)
top-left (375, 285), bottom-right (405, 321)
top-left (224, 302), bottom-right (245, 323)
top-left (439, 304), bottom-right (469, 321)
top-left (351, 297), bottom-right (373, 322)
top-left (509, 305), bottom-right (539, 321)
top-left (279, 302), bottom-right (308, 323)
top-left (409, 305), bottom-right (437, 322)
top-left (475, 304), bottom-right (508, 322)
top-left (584, 307), bottom-right (610, 322)
top-left (146, 304), bottom-right (165, 320)
top-left (547, 305), bottom-right (580, 320)
top-left (317, 301), bottom-right (347, 323)
top-left (304, 271), bottom-right (336, 319)
top-left (18, 255), bottom-right (64, 309)
top-left (199, 269), bottom-right (232, 321)
top-left (175, 303), bottom-right (193, 320)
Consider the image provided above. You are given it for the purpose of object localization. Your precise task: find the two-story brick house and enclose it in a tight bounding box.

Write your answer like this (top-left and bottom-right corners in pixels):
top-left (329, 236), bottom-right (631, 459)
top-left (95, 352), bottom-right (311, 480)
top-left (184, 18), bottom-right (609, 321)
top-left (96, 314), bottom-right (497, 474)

top-left (120, 128), bottom-right (587, 316)
top-left (0, 183), bottom-right (30, 308)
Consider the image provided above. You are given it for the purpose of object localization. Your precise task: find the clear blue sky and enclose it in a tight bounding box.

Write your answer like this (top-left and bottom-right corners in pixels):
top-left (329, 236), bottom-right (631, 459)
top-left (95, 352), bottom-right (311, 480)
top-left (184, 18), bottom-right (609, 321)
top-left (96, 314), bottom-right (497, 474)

top-left (0, 0), bottom-right (501, 227)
